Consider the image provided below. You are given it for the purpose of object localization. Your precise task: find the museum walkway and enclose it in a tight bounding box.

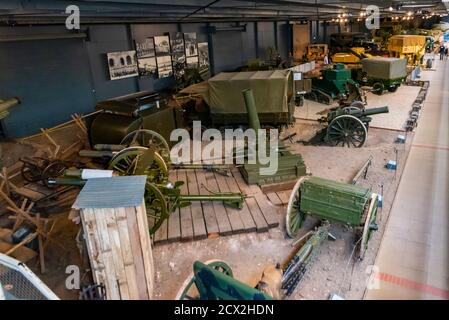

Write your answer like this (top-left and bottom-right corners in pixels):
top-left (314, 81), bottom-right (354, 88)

top-left (365, 57), bottom-right (449, 299)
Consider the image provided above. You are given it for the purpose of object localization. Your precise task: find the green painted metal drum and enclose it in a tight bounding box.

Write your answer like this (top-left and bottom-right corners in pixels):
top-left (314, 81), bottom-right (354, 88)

top-left (90, 112), bottom-right (142, 146)
top-left (89, 92), bottom-right (177, 146)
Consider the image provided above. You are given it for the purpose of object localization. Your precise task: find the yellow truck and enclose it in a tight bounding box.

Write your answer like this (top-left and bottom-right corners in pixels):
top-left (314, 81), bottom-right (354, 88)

top-left (332, 47), bottom-right (374, 64)
top-left (387, 35), bottom-right (428, 65)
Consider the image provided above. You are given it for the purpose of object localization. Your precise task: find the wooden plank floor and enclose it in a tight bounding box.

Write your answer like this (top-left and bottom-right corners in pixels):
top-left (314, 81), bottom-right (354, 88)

top-left (153, 167), bottom-right (284, 246)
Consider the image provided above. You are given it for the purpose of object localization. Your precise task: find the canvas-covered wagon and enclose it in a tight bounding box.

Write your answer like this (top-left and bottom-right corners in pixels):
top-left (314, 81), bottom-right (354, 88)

top-left (176, 69), bottom-right (295, 128)
top-left (206, 70), bottom-right (294, 126)
top-left (361, 57), bottom-right (407, 94)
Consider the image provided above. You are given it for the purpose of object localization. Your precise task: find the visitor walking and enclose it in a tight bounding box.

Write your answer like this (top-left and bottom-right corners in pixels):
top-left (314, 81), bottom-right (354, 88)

top-left (439, 44), bottom-right (445, 60)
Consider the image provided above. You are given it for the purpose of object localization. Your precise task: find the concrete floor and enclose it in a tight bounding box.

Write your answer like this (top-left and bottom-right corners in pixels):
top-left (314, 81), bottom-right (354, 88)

top-left (365, 57), bottom-right (449, 300)
top-left (152, 125), bottom-right (413, 300)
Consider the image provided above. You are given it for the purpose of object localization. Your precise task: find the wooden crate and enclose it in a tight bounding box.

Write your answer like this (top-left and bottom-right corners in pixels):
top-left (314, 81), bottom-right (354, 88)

top-left (73, 176), bottom-right (154, 300)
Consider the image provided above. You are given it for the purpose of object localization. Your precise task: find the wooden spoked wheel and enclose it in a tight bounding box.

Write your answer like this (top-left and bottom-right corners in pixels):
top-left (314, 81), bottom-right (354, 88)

top-left (42, 161), bottom-right (68, 188)
top-left (326, 115), bottom-right (367, 148)
top-left (175, 260), bottom-right (233, 300)
top-left (285, 176), bottom-right (310, 238)
top-left (108, 146), bottom-right (168, 184)
top-left (145, 182), bottom-right (170, 235)
top-left (372, 82), bottom-right (384, 95)
top-left (358, 193), bottom-right (379, 260)
top-left (21, 162), bottom-right (42, 183)
top-left (121, 129), bottom-right (170, 162)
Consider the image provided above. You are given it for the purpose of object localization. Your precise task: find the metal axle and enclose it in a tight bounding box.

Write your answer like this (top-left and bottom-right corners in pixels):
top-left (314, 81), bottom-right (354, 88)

top-left (179, 194), bottom-right (245, 209)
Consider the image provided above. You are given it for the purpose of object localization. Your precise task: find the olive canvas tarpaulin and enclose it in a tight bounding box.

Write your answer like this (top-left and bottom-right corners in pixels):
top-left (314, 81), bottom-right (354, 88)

top-left (361, 57), bottom-right (407, 80)
top-left (206, 70), bottom-right (294, 124)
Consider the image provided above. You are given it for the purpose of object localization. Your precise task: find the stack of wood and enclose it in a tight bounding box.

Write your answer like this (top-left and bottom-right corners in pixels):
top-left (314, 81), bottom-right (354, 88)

top-left (0, 227), bottom-right (37, 263)
top-left (0, 112), bottom-right (96, 267)
top-left (0, 190), bottom-right (60, 272)
top-left (0, 111), bottom-right (97, 214)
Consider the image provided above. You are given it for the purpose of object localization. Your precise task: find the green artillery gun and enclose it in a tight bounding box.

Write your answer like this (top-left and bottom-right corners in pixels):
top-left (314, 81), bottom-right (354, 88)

top-left (176, 260), bottom-right (273, 300)
top-left (52, 144), bottom-right (245, 234)
top-left (147, 181), bottom-right (245, 235)
top-left (79, 129), bottom-right (231, 177)
top-left (106, 145), bottom-right (245, 234)
top-left (286, 176), bottom-right (379, 259)
top-left (319, 105), bottom-right (389, 147)
top-left (238, 89), bottom-right (307, 185)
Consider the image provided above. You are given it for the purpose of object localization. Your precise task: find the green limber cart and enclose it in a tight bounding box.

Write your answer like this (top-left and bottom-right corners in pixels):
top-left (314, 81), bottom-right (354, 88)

top-left (285, 176), bottom-right (379, 260)
top-left (361, 57), bottom-right (407, 95)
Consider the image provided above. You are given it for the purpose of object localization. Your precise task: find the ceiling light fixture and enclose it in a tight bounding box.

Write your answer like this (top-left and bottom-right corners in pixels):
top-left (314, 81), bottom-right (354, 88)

top-left (401, 4), bottom-right (438, 8)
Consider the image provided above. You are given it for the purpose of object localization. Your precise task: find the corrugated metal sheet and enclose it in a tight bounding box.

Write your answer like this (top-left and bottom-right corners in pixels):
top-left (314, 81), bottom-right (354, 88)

top-left (72, 175), bottom-right (147, 209)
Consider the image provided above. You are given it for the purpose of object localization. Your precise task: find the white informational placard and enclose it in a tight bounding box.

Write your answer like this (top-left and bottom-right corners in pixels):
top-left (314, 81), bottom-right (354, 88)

top-left (81, 169), bottom-right (114, 180)
top-left (288, 61), bottom-right (315, 73)
top-left (293, 72), bottom-right (302, 81)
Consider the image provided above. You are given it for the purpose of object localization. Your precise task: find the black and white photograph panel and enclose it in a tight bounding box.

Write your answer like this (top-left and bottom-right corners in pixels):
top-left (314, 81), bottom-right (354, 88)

top-left (184, 32), bottom-right (198, 57)
top-left (172, 52), bottom-right (186, 65)
top-left (135, 38), bottom-right (155, 59)
top-left (154, 35), bottom-right (171, 56)
top-left (170, 32), bottom-right (185, 53)
top-left (172, 52), bottom-right (186, 78)
top-left (137, 57), bottom-right (157, 77)
top-left (135, 38), bottom-right (156, 76)
top-left (198, 42), bottom-right (210, 69)
top-left (186, 55), bottom-right (199, 68)
top-left (106, 50), bottom-right (138, 80)
top-left (156, 55), bottom-right (173, 78)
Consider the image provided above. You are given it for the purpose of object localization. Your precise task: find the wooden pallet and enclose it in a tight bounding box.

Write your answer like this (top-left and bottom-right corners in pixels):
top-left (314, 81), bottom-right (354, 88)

top-left (153, 167), bottom-right (284, 246)
top-left (266, 190), bottom-right (291, 206)
top-left (13, 182), bottom-right (55, 202)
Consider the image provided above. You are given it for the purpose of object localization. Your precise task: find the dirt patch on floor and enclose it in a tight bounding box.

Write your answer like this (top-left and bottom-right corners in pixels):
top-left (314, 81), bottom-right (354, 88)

top-left (152, 123), bottom-right (413, 300)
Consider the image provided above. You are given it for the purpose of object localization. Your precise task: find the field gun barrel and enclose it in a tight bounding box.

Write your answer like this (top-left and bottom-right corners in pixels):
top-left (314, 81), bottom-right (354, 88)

top-left (353, 106), bottom-right (389, 117)
top-left (242, 88), bottom-right (261, 131)
top-left (0, 98), bottom-right (20, 113)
